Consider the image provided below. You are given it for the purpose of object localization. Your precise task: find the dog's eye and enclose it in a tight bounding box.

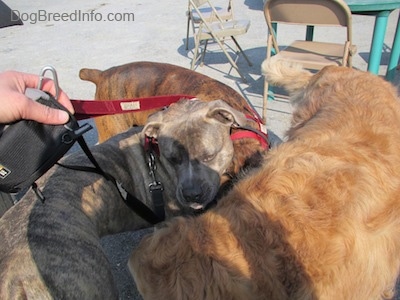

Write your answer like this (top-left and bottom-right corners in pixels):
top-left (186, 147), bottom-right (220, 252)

top-left (202, 153), bottom-right (216, 163)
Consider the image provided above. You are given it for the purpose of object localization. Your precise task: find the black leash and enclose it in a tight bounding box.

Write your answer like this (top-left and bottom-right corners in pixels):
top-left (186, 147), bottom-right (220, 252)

top-left (56, 135), bottom-right (164, 225)
top-left (145, 142), bottom-right (166, 221)
top-left (4, 66), bottom-right (165, 224)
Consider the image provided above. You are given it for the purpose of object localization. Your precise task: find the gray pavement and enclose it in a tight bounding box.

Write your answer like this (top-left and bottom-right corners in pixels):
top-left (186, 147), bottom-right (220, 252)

top-left (1, 0), bottom-right (400, 299)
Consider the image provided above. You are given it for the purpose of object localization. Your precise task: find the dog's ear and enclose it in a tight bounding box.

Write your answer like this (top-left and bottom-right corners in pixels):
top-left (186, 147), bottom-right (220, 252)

top-left (206, 99), bottom-right (247, 127)
top-left (143, 122), bottom-right (161, 138)
top-left (142, 110), bottom-right (164, 138)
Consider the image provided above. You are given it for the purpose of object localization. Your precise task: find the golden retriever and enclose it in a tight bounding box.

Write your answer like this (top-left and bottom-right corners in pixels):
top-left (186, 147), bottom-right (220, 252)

top-left (128, 61), bottom-right (400, 299)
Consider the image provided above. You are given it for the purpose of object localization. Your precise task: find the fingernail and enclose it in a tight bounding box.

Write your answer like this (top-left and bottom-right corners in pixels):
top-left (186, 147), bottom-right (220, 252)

top-left (59, 110), bottom-right (70, 123)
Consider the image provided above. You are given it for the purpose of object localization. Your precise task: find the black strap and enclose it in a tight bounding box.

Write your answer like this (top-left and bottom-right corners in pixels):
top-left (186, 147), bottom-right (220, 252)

top-left (38, 91), bottom-right (165, 224)
top-left (149, 184), bottom-right (165, 221)
top-left (121, 189), bottom-right (164, 225)
top-left (76, 136), bottom-right (111, 180)
top-left (55, 162), bottom-right (104, 176)
top-left (146, 144), bottom-right (166, 221)
top-left (57, 138), bottom-right (164, 225)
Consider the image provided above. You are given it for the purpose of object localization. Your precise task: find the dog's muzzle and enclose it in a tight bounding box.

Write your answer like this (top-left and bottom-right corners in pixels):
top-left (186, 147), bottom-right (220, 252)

top-left (182, 185), bottom-right (204, 209)
top-left (177, 180), bottom-right (218, 211)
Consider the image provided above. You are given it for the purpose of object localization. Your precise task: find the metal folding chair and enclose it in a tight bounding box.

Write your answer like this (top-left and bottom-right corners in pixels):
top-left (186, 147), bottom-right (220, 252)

top-left (189, 0), bottom-right (252, 82)
top-left (185, 0), bottom-right (233, 50)
top-left (262, 0), bottom-right (356, 122)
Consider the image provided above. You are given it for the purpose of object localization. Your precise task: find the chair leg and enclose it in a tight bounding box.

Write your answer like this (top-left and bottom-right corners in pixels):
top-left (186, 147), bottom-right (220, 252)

top-left (200, 40), bottom-right (208, 66)
top-left (231, 36), bottom-right (252, 67)
top-left (186, 14), bottom-right (191, 50)
top-left (191, 36), bottom-right (201, 70)
top-left (262, 78), bottom-right (276, 123)
top-left (263, 79), bottom-right (269, 123)
top-left (215, 38), bottom-right (247, 82)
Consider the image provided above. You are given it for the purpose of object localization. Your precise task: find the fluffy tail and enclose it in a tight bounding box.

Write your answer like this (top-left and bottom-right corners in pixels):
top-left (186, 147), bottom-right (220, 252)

top-left (261, 58), bottom-right (313, 95)
top-left (79, 68), bottom-right (102, 84)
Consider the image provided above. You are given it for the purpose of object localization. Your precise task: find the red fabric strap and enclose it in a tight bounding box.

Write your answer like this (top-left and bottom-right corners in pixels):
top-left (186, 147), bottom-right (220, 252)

top-left (71, 94), bottom-right (196, 120)
top-left (230, 130), bottom-right (269, 150)
top-left (71, 95), bottom-right (269, 149)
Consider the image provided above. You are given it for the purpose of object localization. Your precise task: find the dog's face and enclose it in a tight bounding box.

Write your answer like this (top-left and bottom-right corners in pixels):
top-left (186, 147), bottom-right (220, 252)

top-left (143, 99), bottom-right (246, 210)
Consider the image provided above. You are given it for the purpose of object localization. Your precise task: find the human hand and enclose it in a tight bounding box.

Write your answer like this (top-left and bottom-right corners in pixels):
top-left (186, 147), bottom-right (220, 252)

top-left (0, 70), bottom-right (74, 124)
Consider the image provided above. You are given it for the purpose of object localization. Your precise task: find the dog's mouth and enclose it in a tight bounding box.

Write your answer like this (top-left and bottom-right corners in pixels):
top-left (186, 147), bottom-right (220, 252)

top-left (189, 202), bottom-right (205, 210)
top-left (175, 168), bottom-right (222, 212)
top-left (176, 184), bottom-right (217, 212)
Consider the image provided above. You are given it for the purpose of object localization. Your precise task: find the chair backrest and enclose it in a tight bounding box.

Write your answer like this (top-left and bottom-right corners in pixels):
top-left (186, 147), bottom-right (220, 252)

top-left (190, 0), bottom-right (227, 25)
top-left (264, 0), bottom-right (352, 42)
top-left (189, 0), bottom-right (233, 22)
top-left (265, 0), bottom-right (351, 26)
top-left (191, 0), bottom-right (209, 7)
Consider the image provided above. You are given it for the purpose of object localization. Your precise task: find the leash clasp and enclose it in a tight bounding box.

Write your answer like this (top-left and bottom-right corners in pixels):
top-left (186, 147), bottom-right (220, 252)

top-left (144, 136), bottom-right (165, 221)
top-left (37, 65), bottom-right (60, 100)
top-left (147, 151), bottom-right (164, 192)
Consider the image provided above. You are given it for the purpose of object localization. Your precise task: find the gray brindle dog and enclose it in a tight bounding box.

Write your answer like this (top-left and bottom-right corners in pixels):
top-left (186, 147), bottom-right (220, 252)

top-left (0, 99), bottom-right (246, 299)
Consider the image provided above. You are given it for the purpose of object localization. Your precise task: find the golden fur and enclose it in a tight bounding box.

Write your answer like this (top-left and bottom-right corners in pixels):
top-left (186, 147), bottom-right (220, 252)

top-left (128, 62), bottom-right (400, 299)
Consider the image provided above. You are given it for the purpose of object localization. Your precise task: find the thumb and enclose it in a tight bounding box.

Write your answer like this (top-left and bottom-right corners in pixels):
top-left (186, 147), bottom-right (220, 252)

top-left (24, 100), bottom-right (70, 125)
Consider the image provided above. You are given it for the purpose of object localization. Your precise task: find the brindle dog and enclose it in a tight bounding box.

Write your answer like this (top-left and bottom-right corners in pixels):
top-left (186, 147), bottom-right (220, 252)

top-left (79, 61), bottom-right (262, 142)
top-left (0, 99), bottom-right (246, 299)
top-left (79, 61), bottom-right (275, 180)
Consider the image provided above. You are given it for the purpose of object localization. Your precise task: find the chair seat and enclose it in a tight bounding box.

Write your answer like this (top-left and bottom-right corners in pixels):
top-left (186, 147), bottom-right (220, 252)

top-left (200, 19), bottom-right (250, 38)
top-left (277, 40), bottom-right (349, 69)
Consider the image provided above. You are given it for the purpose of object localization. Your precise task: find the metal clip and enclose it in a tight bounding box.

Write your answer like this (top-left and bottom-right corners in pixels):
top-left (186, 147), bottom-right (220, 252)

top-left (149, 181), bottom-right (164, 192)
top-left (147, 151), bottom-right (164, 192)
top-left (37, 65), bottom-right (60, 100)
top-left (147, 151), bottom-right (159, 182)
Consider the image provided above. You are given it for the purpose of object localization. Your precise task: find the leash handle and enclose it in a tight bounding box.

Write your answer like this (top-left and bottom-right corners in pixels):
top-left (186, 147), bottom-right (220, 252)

top-left (71, 95), bottom-right (196, 120)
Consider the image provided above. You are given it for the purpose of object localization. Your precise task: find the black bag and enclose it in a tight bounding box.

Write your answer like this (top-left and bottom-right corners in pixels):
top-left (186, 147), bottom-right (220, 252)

top-left (0, 88), bottom-right (92, 193)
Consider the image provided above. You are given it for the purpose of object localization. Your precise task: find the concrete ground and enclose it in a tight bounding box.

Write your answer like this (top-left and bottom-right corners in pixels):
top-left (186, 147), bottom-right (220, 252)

top-left (1, 0), bottom-right (400, 299)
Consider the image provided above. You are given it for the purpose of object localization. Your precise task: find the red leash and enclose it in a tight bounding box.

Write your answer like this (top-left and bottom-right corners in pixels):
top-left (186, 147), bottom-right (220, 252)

top-left (71, 94), bottom-right (195, 120)
top-left (71, 95), bottom-right (269, 149)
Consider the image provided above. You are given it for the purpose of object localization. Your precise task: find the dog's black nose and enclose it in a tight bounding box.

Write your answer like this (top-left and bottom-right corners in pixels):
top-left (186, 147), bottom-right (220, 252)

top-left (182, 187), bottom-right (202, 203)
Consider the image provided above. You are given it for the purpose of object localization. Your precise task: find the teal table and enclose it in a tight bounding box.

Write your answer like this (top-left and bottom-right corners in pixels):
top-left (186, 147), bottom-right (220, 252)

top-left (345, 0), bottom-right (400, 80)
